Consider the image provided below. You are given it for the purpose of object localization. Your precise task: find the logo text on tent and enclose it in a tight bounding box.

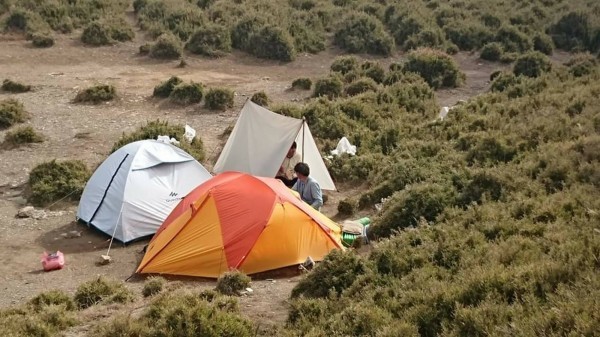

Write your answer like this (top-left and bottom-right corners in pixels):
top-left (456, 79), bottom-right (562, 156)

top-left (169, 192), bottom-right (178, 197)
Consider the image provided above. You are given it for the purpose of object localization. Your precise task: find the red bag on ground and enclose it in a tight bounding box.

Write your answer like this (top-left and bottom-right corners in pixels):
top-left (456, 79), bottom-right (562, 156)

top-left (41, 251), bottom-right (65, 271)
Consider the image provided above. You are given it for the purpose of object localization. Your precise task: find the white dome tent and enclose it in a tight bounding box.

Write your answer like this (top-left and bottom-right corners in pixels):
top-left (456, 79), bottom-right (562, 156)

top-left (77, 140), bottom-right (212, 243)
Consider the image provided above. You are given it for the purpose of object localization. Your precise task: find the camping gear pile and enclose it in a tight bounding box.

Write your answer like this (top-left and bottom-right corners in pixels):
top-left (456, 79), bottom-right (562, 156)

top-left (73, 101), bottom-right (346, 278)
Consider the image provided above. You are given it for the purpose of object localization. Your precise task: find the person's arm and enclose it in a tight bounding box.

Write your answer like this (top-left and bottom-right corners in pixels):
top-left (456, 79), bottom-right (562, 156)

top-left (309, 181), bottom-right (323, 209)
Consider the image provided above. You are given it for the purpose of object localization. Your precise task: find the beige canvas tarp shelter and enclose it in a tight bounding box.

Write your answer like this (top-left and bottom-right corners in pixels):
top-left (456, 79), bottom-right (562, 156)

top-left (214, 100), bottom-right (335, 190)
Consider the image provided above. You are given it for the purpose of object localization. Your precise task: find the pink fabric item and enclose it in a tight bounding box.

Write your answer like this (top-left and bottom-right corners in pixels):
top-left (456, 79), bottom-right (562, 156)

top-left (41, 251), bottom-right (65, 271)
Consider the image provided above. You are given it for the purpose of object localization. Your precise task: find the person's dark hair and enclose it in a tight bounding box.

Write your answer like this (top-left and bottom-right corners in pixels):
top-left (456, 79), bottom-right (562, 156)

top-left (294, 162), bottom-right (310, 176)
top-left (291, 141), bottom-right (297, 149)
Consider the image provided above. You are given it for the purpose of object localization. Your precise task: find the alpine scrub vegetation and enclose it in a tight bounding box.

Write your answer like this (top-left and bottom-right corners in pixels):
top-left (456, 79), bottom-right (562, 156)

top-left (282, 57), bottom-right (600, 337)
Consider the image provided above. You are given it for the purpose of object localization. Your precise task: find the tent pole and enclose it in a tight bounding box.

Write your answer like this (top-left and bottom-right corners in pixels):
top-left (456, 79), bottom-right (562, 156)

top-left (301, 118), bottom-right (305, 161)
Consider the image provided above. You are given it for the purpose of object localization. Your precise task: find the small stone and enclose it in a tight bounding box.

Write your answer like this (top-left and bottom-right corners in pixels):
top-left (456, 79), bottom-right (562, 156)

top-left (246, 288), bottom-right (253, 293)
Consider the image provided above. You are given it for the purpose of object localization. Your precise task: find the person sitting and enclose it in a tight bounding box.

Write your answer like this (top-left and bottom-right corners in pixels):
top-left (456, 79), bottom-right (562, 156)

top-left (275, 142), bottom-right (301, 187)
top-left (292, 162), bottom-right (323, 211)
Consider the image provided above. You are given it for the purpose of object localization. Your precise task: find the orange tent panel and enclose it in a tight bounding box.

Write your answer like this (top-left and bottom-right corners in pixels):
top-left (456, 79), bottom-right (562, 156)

top-left (137, 172), bottom-right (344, 278)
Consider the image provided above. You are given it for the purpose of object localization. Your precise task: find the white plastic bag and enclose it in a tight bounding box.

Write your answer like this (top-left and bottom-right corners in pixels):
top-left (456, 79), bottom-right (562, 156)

top-left (330, 137), bottom-right (357, 156)
top-left (439, 106), bottom-right (450, 121)
top-left (156, 135), bottom-right (171, 144)
top-left (184, 124), bottom-right (196, 143)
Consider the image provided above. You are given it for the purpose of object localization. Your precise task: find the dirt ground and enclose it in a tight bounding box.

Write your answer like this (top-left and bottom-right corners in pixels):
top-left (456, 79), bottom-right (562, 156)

top-left (0, 27), bottom-right (506, 331)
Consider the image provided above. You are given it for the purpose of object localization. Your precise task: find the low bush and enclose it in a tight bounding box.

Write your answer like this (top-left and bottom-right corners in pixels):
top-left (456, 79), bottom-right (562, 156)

top-left (2, 79), bottom-right (31, 93)
top-left (150, 33), bottom-right (183, 60)
top-left (28, 160), bottom-right (90, 206)
top-left (250, 91), bottom-right (269, 107)
top-left (215, 270), bottom-right (251, 295)
top-left (291, 249), bottom-right (371, 298)
top-left (345, 77), bottom-right (378, 96)
top-left (28, 290), bottom-right (75, 312)
top-left (369, 183), bottom-right (455, 238)
top-left (3, 125), bottom-right (43, 146)
top-left (403, 48), bottom-right (465, 89)
top-left (4, 8), bottom-right (49, 35)
top-left (169, 82), bottom-right (203, 105)
top-left (0, 98), bottom-right (28, 129)
top-left (74, 84), bottom-right (116, 104)
top-left (185, 24), bottom-right (232, 57)
top-left (112, 120), bottom-right (205, 162)
top-left (330, 56), bottom-right (359, 75)
top-left (153, 76), bottom-right (183, 98)
top-left (142, 277), bottom-right (166, 297)
top-left (513, 52), bottom-right (552, 78)
top-left (480, 42), bottom-right (503, 61)
top-left (495, 25), bottom-right (532, 53)
top-left (361, 61), bottom-right (386, 83)
top-left (533, 34), bottom-right (554, 55)
top-left (313, 76), bottom-right (343, 99)
top-left (81, 19), bottom-right (134, 46)
top-left (549, 12), bottom-right (594, 52)
top-left (31, 33), bottom-right (54, 48)
top-left (565, 54), bottom-right (598, 77)
top-left (334, 13), bottom-right (394, 56)
top-left (139, 43), bottom-right (151, 55)
top-left (231, 14), bottom-right (268, 51)
top-left (74, 276), bottom-right (135, 309)
top-left (248, 25), bottom-right (296, 62)
top-left (337, 198), bottom-right (356, 215)
top-left (205, 87), bottom-right (234, 110)
top-left (292, 77), bottom-right (312, 90)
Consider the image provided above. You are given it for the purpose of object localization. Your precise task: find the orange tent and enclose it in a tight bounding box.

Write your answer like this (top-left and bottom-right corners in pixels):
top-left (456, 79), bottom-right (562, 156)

top-left (136, 172), bottom-right (343, 278)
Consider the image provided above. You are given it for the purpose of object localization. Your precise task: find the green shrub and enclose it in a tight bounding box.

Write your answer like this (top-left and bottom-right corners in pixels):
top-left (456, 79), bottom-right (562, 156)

top-left (215, 270), bottom-right (251, 295)
top-left (150, 33), bottom-right (183, 59)
top-left (81, 19), bottom-right (134, 46)
top-left (292, 77), bottom-right (312, 90)
top-left (74, 276), bottom-right (135, 309)
top-left (291, 249), bottom-right (370, 298)
top-left (4, 8), bottom-right (49, 35)
top-left (2, 79), bottom-right (31, 93)
top-left (495, 25), bottom-right (532, 53)
top-left (443, 22), bottom-right (494, 51)
top-left (185, 24), bottom-right (232, 57)
top-left (490, 72), bottom-right (519, 92)
top-left (313, 76), bottom-right (343, 99)
top-left (74, 84), bottom-right (116, 104)
top-left (31, 33), bottom-right (54, 48)
top-left (250, 91), bottom-right (269, 107)
top-left (337, 198), bottom-right (356, 215)
top-left (403, 48), bottom-right (465, 89)
top-left (139, 43), bottom-right (151, 55)
top-left (330, 56), bottom-right (359, 75)
top-left (334, 13), bottom-right (394, 55)
top-left (153, 76), bottom-right (183, 98)
top-left (3, 125), bottom-right (43, 146)
top-left (205, 87), bottom-right (234, 110)
top-left (533, 34), bottom-right (554, 55)
top-left (136, 289), bottom-right (253, 336)
top-left (29, 290), bottom-right (75, 312)
top-left (112, 120), bottom-right (205, 162)
top-left (345, 77), bottom-right (378, 96)
top-left (466, 137), bottom-right (516, 165)
top-left (565, 54), bottom-right (598, 77)
top-left (247, 25), bottom-right (296, 62)
top-left (0, 98), bottom-right (28, 129)
top-left (142, 277), bottom-right (166, 297)
top-left (369, 183), bottom-right (455, 238)
top-left (458, 171), bottom-right (505, 206)
top-left (513, 52), bottom-right (552, 78)
top-left (549, 12), bottom-right (593, 52)
top-left (361, 61), bottom-right (386, 83)
top-left (480, 42), bottom-right (503, 61)
top-left (169, 82), bottom-right (204, 105)
top-left (28, 160), bottom-right (90, 206)
top-left (231, 14), bottom-right (267, 51)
